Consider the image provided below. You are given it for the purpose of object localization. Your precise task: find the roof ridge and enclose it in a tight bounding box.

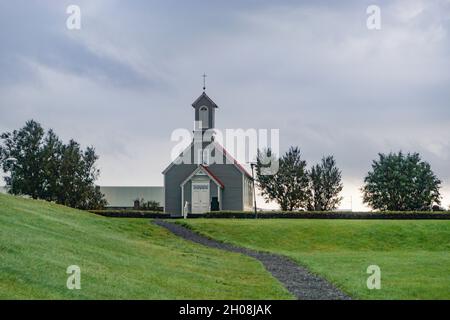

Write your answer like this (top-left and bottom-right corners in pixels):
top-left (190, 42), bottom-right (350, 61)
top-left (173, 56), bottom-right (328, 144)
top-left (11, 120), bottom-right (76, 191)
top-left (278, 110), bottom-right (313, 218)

top-left (192, 92), bottom-right (218, 108)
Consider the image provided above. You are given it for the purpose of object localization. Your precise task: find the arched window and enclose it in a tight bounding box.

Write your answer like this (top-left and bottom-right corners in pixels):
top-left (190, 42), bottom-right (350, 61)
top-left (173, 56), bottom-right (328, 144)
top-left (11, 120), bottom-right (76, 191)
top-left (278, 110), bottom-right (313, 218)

top-left (199, 106), bottom-right (209, 129)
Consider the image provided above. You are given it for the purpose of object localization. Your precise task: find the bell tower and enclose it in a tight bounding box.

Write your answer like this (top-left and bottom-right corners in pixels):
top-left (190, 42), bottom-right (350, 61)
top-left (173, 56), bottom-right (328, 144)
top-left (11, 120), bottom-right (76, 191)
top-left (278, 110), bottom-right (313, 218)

top-left (191, 76), bottom-right (218, 131)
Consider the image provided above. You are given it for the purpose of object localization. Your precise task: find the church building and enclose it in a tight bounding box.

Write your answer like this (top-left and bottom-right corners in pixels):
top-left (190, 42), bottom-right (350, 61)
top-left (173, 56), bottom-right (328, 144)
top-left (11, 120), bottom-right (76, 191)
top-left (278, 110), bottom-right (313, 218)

top-left (163, 90), bottom-right (254, 216)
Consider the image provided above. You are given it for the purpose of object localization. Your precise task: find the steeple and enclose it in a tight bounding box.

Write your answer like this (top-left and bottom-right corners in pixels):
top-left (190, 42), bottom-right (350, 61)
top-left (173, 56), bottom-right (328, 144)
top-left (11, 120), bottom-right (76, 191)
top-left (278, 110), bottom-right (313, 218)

top-left (192, 91), bottom-right (218, 131)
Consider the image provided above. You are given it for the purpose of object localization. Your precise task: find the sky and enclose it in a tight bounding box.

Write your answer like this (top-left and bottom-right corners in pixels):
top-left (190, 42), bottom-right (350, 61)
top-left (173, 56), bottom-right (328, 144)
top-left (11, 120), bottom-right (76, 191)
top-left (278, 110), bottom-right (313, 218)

top-left (1, 0), bottom-right (449, 211)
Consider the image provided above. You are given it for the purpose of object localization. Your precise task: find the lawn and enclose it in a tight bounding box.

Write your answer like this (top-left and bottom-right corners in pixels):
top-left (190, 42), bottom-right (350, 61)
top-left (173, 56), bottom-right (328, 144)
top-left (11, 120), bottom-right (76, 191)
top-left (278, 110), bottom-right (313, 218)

top-left (181, 219), bottom-right (450, 300)
top-left (0, 194), bottom-right (291, 299)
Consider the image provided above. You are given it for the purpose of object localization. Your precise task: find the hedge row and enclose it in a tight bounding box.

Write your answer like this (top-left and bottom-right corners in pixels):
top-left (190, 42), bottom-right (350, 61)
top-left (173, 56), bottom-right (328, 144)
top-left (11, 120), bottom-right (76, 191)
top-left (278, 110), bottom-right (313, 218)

top-left (196, 211), bottom-right (450, 220)
top-left (90, 209), bottom-right (450, 220)
top-left (207, 210), bottom-right (450, 215)
top-left (90, 210), bottom-right (169, 219)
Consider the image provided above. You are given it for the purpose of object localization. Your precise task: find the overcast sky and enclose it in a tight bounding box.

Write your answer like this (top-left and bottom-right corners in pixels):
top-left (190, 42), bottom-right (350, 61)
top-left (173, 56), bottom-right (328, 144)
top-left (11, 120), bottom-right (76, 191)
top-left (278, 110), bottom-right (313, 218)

top-left (1, 0), bottom-right (449, 210)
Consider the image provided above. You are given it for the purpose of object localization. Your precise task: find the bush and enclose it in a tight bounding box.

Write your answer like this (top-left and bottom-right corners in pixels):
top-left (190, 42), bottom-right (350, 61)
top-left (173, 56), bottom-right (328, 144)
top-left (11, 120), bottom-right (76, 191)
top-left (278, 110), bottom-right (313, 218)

top-left (89, 209), bottom-right (167, 218)
top-left (133, 198), bottom-right (162, 211)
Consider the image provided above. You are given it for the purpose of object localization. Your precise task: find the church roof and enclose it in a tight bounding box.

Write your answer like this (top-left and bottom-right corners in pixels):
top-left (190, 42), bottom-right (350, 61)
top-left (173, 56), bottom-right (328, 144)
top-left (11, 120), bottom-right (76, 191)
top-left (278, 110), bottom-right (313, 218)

top-left (200, 165), bottom-right (225, 188)
top-left (162, 141), bottom-right (253, 179)
top-left (192, 92), bottom-right (218, 108)
top-left (180, 165), bottom-right (225, 188)
top-left (214, 143), bottom-right (253, 178)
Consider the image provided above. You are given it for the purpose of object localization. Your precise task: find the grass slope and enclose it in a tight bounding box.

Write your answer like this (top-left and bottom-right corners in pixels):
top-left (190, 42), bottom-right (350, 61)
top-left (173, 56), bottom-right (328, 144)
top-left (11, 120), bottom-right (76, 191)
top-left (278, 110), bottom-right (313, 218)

top-left (0, 194), bottom-right (291, 299)
top-left (181, 219), bottom-right (450, 300)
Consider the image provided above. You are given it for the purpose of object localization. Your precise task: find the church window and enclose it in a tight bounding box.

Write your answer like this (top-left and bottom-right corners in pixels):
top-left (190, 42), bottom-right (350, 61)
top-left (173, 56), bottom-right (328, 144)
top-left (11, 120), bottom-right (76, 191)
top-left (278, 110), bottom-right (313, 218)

top-left (199, 106), bottom-right (208, 128)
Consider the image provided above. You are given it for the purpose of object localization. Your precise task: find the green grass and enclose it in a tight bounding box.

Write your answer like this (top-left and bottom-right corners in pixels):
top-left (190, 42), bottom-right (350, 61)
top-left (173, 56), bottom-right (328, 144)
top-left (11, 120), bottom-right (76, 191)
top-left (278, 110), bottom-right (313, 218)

top-left (181, 219), bottom-right (450, 300)
top-left (0, 194), bottom-right (292, 299)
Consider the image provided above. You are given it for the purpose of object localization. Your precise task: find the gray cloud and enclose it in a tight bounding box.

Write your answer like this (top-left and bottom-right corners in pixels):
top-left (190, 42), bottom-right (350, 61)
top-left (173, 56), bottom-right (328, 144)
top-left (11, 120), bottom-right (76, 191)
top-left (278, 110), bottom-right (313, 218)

top-left (1, 0), bottom-right (449, 209)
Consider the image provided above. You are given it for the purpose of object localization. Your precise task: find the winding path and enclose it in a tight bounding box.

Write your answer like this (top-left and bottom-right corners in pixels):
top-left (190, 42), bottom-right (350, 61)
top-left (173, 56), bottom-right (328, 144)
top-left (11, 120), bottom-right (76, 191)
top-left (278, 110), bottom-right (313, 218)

top-left (153, 219), bottom-right (350, 300)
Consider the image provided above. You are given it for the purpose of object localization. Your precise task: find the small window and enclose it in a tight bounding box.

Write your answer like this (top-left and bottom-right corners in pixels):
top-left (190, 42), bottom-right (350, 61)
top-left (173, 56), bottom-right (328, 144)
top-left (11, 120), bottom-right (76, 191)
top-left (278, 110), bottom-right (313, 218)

top-left (199, 106), bottom-right (209, 128)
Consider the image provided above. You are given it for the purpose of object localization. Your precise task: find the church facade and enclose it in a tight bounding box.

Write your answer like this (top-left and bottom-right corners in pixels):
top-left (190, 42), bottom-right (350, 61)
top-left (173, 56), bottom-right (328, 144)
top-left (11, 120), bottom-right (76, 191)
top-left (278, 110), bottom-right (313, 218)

top-left (163, 92), bottom-right (254, 216)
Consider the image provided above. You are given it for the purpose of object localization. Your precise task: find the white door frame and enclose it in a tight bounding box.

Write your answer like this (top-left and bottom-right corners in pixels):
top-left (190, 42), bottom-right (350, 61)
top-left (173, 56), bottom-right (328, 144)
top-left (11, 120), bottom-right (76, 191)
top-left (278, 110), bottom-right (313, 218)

top-left (191, 180), bottom-right (210, 214)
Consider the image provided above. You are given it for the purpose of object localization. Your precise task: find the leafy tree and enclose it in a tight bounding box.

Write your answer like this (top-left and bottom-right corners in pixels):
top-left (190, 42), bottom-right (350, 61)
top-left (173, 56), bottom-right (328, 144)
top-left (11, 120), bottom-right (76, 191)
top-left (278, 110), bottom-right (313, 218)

top-left (0, 120), bottom-right (45, 199)
top-left (41, 129), bottom-right (63, 201)
top-left (307, 156), bottom-right (343, 211)
top-left (58, 140), bottom-right (84, 207)
top-left (362, 152), bottom-right (441, 211)
top-left (80, 146), bottom-right (107, 210)
top-left (0, 120), bottom-right (106, 210)
top-left (256, 147), bottom-right (309, 211)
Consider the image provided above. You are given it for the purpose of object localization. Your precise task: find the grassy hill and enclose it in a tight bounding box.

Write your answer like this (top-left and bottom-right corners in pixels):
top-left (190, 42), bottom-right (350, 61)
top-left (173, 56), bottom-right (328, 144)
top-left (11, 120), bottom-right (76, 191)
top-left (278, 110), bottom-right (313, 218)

top-left (182, 219), bottom-right (450, 300)
top-left (0, 194), bottom-right (291, 299)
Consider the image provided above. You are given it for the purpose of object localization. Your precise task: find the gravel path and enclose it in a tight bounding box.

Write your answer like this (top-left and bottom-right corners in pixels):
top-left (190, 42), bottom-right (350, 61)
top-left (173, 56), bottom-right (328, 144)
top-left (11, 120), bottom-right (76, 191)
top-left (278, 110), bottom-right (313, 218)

top-left (153, 219), bottom-right (350, 300)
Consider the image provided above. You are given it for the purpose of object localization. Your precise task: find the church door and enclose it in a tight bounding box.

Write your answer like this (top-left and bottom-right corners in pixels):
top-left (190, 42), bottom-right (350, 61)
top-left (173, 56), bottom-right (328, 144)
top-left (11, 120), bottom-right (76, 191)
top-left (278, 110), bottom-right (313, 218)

top-left (191, 181), bottom-right (210, 214)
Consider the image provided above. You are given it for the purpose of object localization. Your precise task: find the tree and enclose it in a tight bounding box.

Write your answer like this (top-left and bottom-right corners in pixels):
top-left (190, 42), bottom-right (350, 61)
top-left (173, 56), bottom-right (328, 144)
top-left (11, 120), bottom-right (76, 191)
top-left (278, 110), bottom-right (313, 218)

top-left (41, 129), bottom-right (63, 201)
top-left (58, 140), bottom-right (85, 207)
top-left (307, 156), bottom-right (343, 211)
top-left (0, 120), bottom-right (106, 210)
top-left (256, 147), bottom-right (309, 211)
top-left (362, 152), bottom-right (441, 211)
top-left (0, 120), bottom-right (46, 199)
top-left (50, 139), bottom-right (107, 210)
top-left (80, 146), bottom-right (107, 210)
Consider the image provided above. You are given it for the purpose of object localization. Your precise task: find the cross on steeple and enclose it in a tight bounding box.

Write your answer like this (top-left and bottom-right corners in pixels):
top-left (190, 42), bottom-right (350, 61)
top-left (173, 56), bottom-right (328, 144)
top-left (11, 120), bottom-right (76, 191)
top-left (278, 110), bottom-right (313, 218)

top-left (202, 73), bottom-right (207, 91)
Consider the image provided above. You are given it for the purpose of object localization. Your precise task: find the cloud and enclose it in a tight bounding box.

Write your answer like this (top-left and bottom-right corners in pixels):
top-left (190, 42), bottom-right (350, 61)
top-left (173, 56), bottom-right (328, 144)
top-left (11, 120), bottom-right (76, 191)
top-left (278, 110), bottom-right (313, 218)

top-left (1, 0), bottom-right (450, 210)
